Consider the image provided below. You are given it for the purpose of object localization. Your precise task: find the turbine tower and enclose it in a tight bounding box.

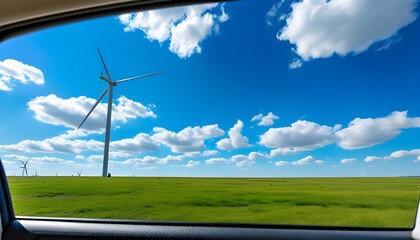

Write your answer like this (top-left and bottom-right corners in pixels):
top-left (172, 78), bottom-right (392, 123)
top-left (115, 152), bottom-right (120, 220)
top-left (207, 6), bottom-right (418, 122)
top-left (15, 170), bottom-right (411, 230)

top-left (19, 157), bottom-right (31, 176)
top-left (78, 48), bottom-right (162, 177)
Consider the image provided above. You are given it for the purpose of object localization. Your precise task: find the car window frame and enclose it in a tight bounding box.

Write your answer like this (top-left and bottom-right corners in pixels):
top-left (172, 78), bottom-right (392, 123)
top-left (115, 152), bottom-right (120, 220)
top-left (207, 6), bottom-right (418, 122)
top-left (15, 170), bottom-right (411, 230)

top-left (1, 0), bottom-right (420, 239)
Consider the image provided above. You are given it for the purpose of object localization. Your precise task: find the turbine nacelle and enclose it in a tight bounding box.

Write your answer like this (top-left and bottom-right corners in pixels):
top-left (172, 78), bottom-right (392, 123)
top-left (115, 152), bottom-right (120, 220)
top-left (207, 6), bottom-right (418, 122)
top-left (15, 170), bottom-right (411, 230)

top-left (100, 75), bottom-right (117, 86)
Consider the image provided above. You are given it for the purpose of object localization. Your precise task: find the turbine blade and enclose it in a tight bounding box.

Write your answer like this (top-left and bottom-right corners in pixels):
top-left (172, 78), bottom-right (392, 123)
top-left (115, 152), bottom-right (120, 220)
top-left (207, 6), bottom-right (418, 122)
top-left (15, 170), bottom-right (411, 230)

top-left (115, 72), bottom-right (164, 84)
top-left (97, 47), bottom-right (112, 80)
top-left (19, 160), bottom-right (25, 164)
top-left (25, 157), bottom-right (31, 164)
top-left (78, 87), bottom-right (108, 130)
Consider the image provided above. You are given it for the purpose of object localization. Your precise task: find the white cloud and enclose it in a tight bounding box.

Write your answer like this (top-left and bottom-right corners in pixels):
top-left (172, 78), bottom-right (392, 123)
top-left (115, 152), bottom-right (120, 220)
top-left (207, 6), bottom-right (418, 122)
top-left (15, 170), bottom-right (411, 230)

top-left (251, 112), bottom-right (279, 126)
top-left (0, 134), bottom-right (103, 154)
top-left (269, 148), bottom-right (298, 157)
top-left (248, 151), bottom-right (268, 161)
top-left (415, 156), bottom-right (420, 163)
top-left (277, 0), bottom-right (417, 63)
top-left (275, 160), bottom-right (289, 166)
top-left (203, 150), bottom-right (219, 157)
top-left (0, 59), bottom-right (44, 91)
top-left (184, 151), bottom-right (201, 158)
top-left (291, 155), bottom-right (323, 166)
top-left (230, 154), bottom-right (248, 162)
top-left (251, 114), bottom-right (263, 122)
top-left (152, 124), bottom-right (224, 153)
top-left (184, 150), bottom-right (219, 158)
top-left (28, 94), bottom-right (156, 132)
top-left (390, 149), bottom-right (420, 158)
top-left (120, 155), bottom-right (184, 166)
top-left (217, 120), bottom-right (252, 150)
top-left (2, 154), bottom-right (83, 168)
top-left (236, 160), bottom-right (255, 168)
top-left (337, 111), bottom-right (420, 149)
top-left (0, 130), bottom-right (157, 155)
top-left (265, 0), bottom-right (286, 26)
top-left (260, 120), bottom-right (340, 150)
top-left (111, 133), bottom-right (159, 154)
top-left (204, 151), bottom-right (268, 168)
top-left (185, 160), bottom-right (200, 168)
top-left (169, 9), bottom-right (214, 58)
top-left (365, 149), bottom-right (420, 162)
top-left (340, 158), bottom-right (357, 164)
top-left (205, 157), bottom-right (230, 165)
top-left (232, 152), bottom-right (268, 168)
top-left (365, 156), bottom-right (392, 162)
top-left (376, 35), bottom-right (402, 51)
top-left (58, 130), bottom-right (90, 139)
top-left (288, 59), bottom-right (302, 69)
top-left (77, 152), bottom-right (123, 167)
top-left (231, 152), bottom-right (268, 162)
top-left (275, 155), bottom-right (324, 166)
top-left (118, 4), bottom-right (228, 58)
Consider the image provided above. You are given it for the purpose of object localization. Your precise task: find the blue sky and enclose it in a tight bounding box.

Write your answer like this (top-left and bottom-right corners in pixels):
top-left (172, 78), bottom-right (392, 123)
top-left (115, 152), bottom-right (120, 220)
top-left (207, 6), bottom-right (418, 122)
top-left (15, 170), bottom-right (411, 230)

top-left (0, 0), bottom-right (419, 177)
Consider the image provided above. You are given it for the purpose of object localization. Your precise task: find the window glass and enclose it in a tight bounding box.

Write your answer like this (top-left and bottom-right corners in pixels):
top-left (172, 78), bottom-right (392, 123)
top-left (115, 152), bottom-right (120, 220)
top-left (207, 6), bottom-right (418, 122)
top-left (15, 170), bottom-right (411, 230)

top-left (1, 0), bottom-right (420, 227)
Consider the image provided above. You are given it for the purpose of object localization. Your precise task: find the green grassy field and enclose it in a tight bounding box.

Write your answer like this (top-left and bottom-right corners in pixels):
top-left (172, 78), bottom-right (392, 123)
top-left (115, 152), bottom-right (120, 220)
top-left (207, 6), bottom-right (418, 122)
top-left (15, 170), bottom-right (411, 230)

top-left (7, 177), bottom-right (420, 228)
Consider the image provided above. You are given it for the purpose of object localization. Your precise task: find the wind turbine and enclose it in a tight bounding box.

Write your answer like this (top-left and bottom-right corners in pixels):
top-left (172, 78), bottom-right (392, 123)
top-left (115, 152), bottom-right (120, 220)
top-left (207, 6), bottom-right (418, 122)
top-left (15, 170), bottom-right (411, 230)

top-left (19, 157), bottom-right (31, 176)
top-left (78, 48), bottom-right (162, 177)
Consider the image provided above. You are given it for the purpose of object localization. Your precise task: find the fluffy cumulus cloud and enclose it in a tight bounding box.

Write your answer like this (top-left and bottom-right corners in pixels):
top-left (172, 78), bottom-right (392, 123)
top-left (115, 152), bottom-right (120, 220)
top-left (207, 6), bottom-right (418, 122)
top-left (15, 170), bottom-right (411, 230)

top-left (292, 156), bottom-right (324, 166)
top-left (205, 152), bottom-right (268, 168)
top-left (276, 0), bottom-right (418, 66)
top-left (251, 112), bottom-right (279, 126)
top-left (341, 158), bottom-right (357, 164)
top-left (275, 155), bottom-right (324, 166)
top-left (0, 132), bottom-right (103, 154)
top-left (337, 111), bottom-right (420, 149)
top-left (0, 129), bottom-right (159, 155)
top-left (205, 157), bottom-right (230, 165)
top-left (110, 133), bottom-right (160, 154)
top-left (76, 151), bottom-right (133, 163)
top-left (118, 4), bottom-right (228, 58)
top-left (184, 150), bottom-right (219, 158)
top-left (233, 152), bottom-right (269, 168)
top-left (260, 120), bottom-right (341, 150)
top-left (185, 160), bottom-right (200, 168)
top-left (217, 120), bottom-right (252, 150)
top-left (248, 151), bottom-right (268, 161)
top-left (120, 155), bottom-right (185, 166)
top-left (391, 149), bottom-right (420, 158)
top-left (0, 59), bottom-right (44, 91)
top-left (269, 148), bottom-right (298, 157)
top-left (152, 124), bottom-right (224, 153)
top-left (2, 154), bottom-right (83, 168)
top-left (261, 111), bottom-right (420, 151)
top-left (28, 94), bottom-right (156, 132)
top-left (235, 159), bottom-right (255, 168)
top-left (365, 149), bottom-right (420, 162)
top-left (364, 155), bottom-right (391, 162)
top-left (275, 161), bottom-right (289, 166)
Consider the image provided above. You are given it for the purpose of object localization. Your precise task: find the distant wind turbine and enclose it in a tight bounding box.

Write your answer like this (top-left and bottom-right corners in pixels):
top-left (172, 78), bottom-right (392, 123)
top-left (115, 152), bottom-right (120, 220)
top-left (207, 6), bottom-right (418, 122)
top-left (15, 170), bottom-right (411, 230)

top-left (78, 48), bottom-right (162, 177)
top-left (19, 157), bottom-right (31, 176)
